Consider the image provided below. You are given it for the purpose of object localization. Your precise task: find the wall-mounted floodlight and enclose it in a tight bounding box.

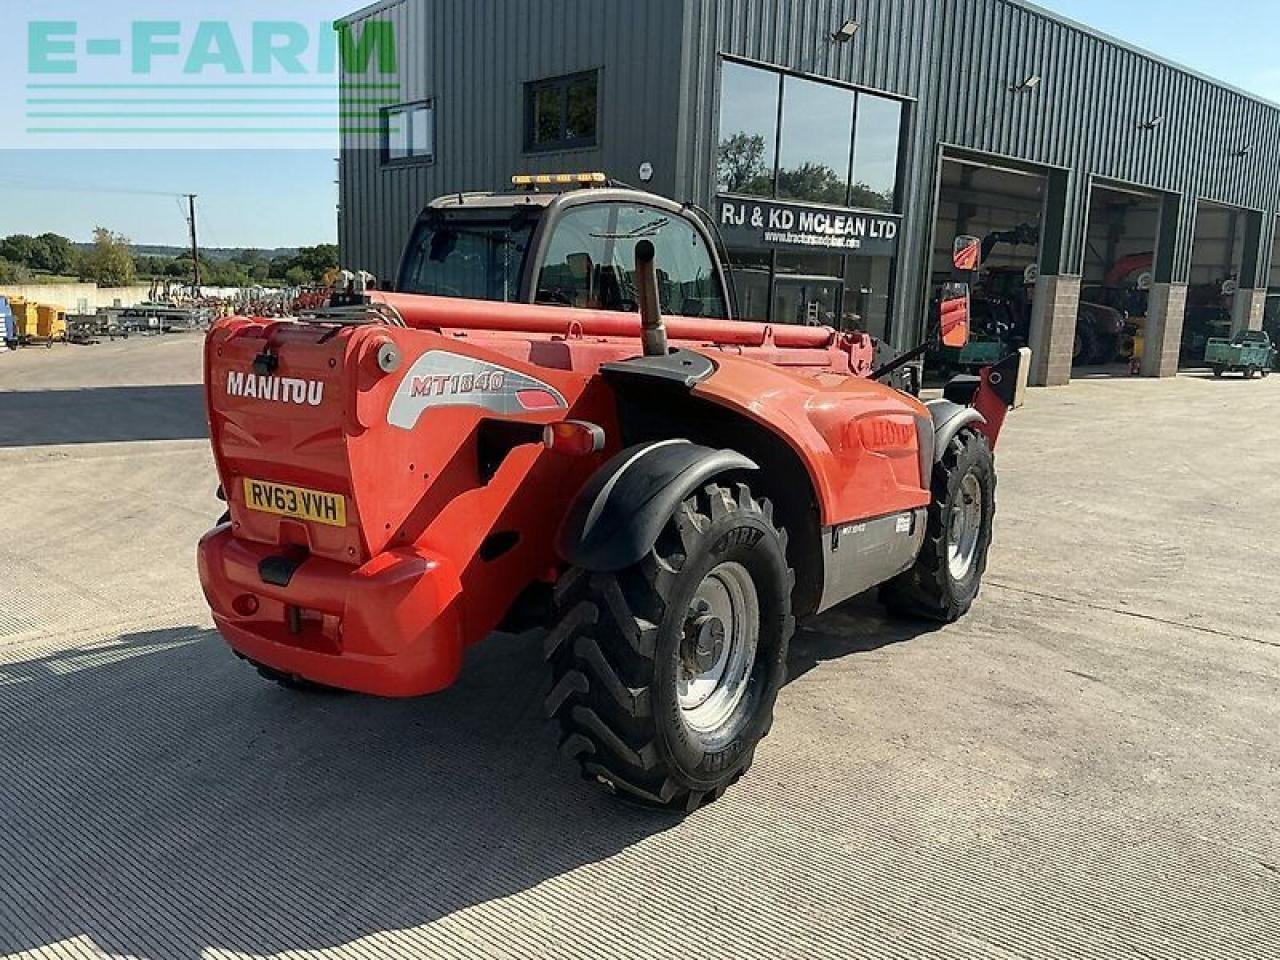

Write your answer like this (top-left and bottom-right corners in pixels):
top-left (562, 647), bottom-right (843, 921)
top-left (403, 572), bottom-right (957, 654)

top-left (831, 20), bottom-right (860, 43)
top-left (1010, 75), bottom-right (1042, 93)
top-left (1235, 145), bottom-right (1254, 158)
top-left (1139, 115), bottom-right (1164, 131)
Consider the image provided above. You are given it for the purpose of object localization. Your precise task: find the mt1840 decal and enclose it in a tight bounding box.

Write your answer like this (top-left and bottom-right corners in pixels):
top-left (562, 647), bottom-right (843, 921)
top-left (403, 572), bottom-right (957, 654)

top-left (388, 351), bottom-right (567, 429)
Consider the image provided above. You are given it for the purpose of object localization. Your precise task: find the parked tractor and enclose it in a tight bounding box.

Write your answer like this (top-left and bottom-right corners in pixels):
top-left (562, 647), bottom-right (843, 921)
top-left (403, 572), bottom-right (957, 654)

top-left (198, 176), bottom-right (1029, 811)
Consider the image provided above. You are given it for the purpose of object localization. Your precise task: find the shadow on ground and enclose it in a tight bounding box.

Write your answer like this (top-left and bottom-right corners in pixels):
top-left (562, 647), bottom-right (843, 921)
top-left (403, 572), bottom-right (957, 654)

top-left (0, 385), bottom-right (207, 447)
top-left (0, 600), bottom-right (929, 958)
top-left (789, 594), bottom-right (942, 682)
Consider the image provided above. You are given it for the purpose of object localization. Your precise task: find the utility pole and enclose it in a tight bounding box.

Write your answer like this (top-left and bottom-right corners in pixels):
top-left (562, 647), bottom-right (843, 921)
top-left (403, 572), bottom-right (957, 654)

top-left (185, 194), bottom-right (201, 294)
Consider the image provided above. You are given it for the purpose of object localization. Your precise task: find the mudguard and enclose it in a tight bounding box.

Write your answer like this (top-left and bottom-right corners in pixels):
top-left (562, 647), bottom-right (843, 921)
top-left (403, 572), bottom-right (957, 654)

top-left (926, 400), bottom-right (986, 461)
top-left (556, 440), bottom-right (758, 573)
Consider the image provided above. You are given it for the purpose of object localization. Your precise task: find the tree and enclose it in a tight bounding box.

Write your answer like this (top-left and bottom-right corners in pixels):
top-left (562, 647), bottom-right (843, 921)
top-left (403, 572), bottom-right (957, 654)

top-left (777, 163), bottom-right (848, 206)
top-left (82, 228), bottom-right (137, 287)
top-left (291, 244), bottom-right (340, 281)
top-left (849, 181), bottom-right (895, 213)
top-left (32, 233), bottom-right (77, 274)
top-left (0, 235), bottom-right (35, 267)
top-left (717, 133), bottom-right (773, 195)
top-left (0, 257), bottom-right (31, 284)
top-left (284, 266), bottom-right (312, 287)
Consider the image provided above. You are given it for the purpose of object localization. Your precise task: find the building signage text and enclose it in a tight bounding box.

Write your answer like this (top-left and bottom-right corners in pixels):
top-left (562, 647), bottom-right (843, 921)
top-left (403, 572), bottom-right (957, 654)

top-left (715, 197), bottom-right (901, 257)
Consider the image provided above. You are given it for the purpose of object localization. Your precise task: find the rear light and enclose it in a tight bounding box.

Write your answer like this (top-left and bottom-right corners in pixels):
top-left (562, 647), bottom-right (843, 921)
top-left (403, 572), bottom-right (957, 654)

top-left (543, 421), bottom-right (606, 456)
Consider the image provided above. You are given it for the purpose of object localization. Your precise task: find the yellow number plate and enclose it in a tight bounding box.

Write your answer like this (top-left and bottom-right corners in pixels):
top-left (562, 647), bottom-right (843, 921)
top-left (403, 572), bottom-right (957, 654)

top-left (243, 478), bottom-right (347, 528)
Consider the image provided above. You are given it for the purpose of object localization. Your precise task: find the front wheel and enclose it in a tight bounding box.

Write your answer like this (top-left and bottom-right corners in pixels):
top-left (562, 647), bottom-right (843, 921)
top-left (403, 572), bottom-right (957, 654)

top-left (545, 483), bottom-right (795, 812)
top-left (881, 430), bottom-right (996, 622)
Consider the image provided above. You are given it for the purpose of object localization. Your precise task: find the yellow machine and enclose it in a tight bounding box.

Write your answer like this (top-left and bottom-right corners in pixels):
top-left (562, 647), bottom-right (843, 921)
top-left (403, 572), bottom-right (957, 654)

top-left (10, 298), bottom-right (39, 339)
top-left (36, 304), bottom-right (67, 341)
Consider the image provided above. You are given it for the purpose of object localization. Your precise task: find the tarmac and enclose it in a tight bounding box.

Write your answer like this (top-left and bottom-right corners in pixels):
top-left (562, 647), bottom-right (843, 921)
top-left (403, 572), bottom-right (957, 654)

top-left (1, 336), bottom-right (1277, 959)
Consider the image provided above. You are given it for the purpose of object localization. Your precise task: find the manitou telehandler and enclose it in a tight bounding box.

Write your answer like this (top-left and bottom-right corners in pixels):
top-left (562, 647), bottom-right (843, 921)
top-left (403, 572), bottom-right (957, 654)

top-left (198, 175), bottom-right (1029, 811)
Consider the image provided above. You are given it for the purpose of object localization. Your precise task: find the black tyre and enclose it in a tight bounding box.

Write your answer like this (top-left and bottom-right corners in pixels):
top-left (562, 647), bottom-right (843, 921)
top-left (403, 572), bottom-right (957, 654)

top-left (545, 483), bottom-right (795, 812)
top-left (1072, 326), bottom-right (1099, 368)
top-left (881, 430), bottom-right (996, 622)
top-left (1213, 364), bottom-right (1226, 378)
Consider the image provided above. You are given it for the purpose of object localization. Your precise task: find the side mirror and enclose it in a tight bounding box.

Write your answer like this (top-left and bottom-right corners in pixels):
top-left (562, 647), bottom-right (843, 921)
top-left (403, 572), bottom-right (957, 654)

top-left (939, 282), bottom-right (971, 350)
top-left (953, 235), bottom-right (982, 275)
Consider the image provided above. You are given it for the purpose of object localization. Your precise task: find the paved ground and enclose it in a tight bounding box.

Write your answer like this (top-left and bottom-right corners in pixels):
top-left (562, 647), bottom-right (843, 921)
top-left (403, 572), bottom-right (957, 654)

top-left (1, 337), bottom-right (1277, 959)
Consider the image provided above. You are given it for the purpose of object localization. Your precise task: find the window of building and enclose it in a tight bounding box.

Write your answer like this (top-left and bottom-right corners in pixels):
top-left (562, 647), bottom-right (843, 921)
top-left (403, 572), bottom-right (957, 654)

top-left (383, 101), bottom-right (434, 164)
top-left (777, 76), bottom-right (855, 206)
top-left (525, 71), bottom-right (599, 152)
top-left (536, 203), bottom-right (726, 317)
top-left (850, 95), bottom-right (903, 213)
top-left (844, 256), bottom-right (894, 339)
top-left (716, 58), bottom-right (906, 215)
top-left (728, 250), bottom-right (773, 321)
top-left (716, 61), bottom-right (780, 198)
top-left (772, 252), bottom-right (846, 327)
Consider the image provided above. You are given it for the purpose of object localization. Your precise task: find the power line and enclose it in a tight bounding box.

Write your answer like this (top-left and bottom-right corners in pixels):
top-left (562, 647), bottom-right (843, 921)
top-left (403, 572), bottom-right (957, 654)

top-left (0, 177), bottom-right (187, 199)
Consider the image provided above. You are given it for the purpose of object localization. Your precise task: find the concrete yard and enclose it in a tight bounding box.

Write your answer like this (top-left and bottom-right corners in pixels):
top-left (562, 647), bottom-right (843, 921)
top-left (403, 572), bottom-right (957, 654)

top-left (1, 337), bottom-right (1277, 959)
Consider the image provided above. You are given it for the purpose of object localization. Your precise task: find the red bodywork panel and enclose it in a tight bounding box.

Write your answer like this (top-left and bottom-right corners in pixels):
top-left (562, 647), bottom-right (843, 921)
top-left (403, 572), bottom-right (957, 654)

top-left (198, 294), bottom-right (934, 697)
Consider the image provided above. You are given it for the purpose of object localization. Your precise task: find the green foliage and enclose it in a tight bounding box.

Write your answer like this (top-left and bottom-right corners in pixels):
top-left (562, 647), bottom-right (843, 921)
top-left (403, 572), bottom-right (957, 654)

top-left (0, 232), bottom-right (80, 276)
top-left (777, 163), bottom-right (848, 206)
top-left (284, 266), bottom-right (312, 287)
top-left (0, 257), bottom-right (32, 284)
top-left (717, 134), bottom-right (773, 196)
top-left (1, 229), bottom-right (338, 290)
top-left (83, 228), bottom-right (136, 287)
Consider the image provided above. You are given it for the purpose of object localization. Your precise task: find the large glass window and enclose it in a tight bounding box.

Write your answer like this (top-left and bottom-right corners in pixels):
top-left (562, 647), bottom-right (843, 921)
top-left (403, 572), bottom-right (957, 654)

top-left (716, 59), bottom-right (905, 215)
top-left (537, 204), bottom-right (726, 318)
top-left (772, 253), bottom-right (845, 327)
top-left (777, 77), bottom-right (854, 206)
top-left (716, 62), bottom-right (780, 198)
top-left (844, 256), bottom-right (894, 338)
top-left (727, 251), bottom-right (772, 321)
top-left (850, 95), bottom-right (902, 212)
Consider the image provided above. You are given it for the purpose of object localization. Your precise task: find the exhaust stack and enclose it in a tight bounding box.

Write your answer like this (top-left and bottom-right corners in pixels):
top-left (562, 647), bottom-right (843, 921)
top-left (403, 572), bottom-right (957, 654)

top-left (634, 240), bottom-right (668, 357)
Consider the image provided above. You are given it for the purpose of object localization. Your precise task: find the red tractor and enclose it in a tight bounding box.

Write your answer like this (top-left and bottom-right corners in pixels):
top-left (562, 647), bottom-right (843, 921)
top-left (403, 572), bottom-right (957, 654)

top-left (198, 177), bottom-right (1028, 811)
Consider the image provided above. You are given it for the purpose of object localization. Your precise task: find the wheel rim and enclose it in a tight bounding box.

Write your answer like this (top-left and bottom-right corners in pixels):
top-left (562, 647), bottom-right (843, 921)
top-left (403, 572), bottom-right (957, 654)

top-left (678, 562), bottom-right (759, 735)
top-left (948, 472), bottom-right (984, 581)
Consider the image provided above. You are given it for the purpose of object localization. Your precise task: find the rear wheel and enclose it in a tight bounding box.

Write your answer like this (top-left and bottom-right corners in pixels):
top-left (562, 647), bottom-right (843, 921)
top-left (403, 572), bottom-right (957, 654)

top-left (545, 483), bottom-right (795, 812)
top-left (881, 430), bottom-right (996, 622)
top-left (1213, 364), bottom-right (1226, 378)
top-left (1073, 326), bottom-right (1099, 367)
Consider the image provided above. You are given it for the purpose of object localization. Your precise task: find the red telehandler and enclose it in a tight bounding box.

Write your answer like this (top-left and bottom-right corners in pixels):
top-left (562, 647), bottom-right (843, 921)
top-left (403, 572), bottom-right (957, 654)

top-left (198, 176), bottom-right (1029, 811)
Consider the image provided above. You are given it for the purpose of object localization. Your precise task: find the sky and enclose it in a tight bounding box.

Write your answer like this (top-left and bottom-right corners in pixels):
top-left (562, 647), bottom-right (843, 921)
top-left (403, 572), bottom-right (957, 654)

top-left (0, 0), bottom-right (1276, 250)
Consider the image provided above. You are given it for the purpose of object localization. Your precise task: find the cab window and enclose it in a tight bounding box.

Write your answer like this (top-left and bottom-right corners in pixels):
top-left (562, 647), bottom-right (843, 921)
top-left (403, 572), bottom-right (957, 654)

top-left (536, 203), bottom-right (727, 318)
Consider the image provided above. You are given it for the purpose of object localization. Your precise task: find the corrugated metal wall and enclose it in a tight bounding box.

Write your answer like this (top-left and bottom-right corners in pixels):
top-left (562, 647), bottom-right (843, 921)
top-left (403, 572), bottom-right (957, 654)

top-left (679, 0), bottom-right (1280, 343)
top-left (341, 0), bottom-right (1280, 342)
top-left (339, 0), bottom-right (685, 280)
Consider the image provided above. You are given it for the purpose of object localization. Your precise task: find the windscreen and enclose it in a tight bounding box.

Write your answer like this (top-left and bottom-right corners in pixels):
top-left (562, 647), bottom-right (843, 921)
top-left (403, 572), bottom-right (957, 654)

top-left (397, 215), bottom-right (535, 301)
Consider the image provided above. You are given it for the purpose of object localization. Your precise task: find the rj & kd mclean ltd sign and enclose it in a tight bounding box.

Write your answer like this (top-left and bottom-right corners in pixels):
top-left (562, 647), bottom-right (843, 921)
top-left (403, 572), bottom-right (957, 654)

top-left (716, 197), bottom-right (901, 257)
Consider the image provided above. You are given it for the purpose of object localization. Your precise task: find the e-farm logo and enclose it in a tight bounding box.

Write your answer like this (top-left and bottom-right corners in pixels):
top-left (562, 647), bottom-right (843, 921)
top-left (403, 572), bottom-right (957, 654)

top-left (11, 3), bottom-right (403, 149)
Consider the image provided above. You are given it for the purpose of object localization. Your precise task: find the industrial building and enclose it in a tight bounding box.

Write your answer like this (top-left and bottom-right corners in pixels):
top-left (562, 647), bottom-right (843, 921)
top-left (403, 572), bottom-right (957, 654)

top-left (338, 0), bottom-right (1280, 385)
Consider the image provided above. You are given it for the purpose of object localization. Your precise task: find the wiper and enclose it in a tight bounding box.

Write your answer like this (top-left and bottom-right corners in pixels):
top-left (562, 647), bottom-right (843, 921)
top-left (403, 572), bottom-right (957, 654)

top-left (590, 217), bottom-right (670, 240)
